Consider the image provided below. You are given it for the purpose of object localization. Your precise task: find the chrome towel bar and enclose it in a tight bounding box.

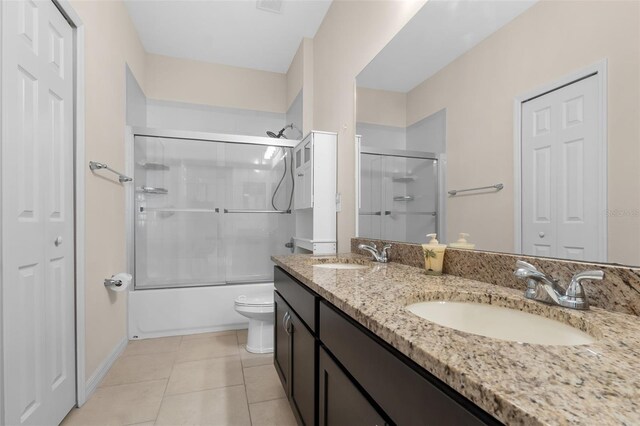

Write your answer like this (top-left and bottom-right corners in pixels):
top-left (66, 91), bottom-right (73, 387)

top-left (89, 161), bottom-right (132, 183)
top-left (448, 183), bottom-right (503, 196)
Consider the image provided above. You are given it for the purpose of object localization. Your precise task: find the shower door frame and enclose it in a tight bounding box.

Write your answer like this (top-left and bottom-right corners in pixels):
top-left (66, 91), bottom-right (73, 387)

top-left (356, 143), bottom-right (447, 243)
top-left (124, 126), bottom-right (299, 291)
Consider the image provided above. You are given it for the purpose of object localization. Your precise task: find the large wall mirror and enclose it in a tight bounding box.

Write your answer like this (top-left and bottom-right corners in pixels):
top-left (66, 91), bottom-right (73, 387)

top-left (355, 0), bottom-right (640, 267)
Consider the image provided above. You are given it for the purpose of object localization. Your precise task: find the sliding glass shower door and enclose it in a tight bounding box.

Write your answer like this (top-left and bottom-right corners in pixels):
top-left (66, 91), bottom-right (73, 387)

top-left (134, 135), bottom-right (294, 289)
top-left (359, 149), bottom-right (438, 243)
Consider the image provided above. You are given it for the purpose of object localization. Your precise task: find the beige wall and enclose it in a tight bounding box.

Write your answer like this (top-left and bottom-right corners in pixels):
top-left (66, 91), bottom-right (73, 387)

top-left (286, 37), bottom-right (314, 133)
top-left (146, 53), bottom-right (287, 113)
top-left (70, 0), bottom-right (147, 380)
top-left (287, 41), bottom-right (304, 109)
top-left (313, 0), bottom-right (426, 250)
top-left (68, 0), bottom-right (429, 388)
top-left (356, 87), bottom-right (406, 127)
top-left (406, 0), bottom-right (640, 265)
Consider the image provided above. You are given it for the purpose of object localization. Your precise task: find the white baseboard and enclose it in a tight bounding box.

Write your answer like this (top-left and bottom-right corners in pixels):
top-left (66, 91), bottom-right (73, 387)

top-left (132, 323), bottom-right (248, 340)
top-left (82, 336), bottom-right (128, 404)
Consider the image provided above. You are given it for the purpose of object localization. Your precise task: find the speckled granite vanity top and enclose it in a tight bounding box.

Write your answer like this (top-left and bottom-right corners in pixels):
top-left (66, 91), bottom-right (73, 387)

top-left (272, 253), bottom-right (640, 426)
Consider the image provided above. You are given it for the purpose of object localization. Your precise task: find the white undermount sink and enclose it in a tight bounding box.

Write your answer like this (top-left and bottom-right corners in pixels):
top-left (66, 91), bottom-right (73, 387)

top-left (406, 301), bottom-right (595, 346)
top-left (313, 263), bottom-right (369, 270)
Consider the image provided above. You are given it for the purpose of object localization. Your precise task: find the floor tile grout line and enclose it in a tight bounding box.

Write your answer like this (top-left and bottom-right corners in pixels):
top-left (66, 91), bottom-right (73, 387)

top-left (162, 383), bottom-right (247, 400)
top-left (238, 330), bottom-right (255, 426)
top-left (97, 377), bottom-right (172, 390)
top-left (173, 351), bottom-right (242, 365)
top-left (248, 395), bottom-right (290, 406)
top-left (163, 379), bottom-right (246, 399)
top-left (154, 339), bottom-right (179, 426)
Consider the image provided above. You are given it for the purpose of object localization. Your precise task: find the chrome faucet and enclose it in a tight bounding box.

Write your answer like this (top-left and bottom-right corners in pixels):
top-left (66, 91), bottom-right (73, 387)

top-left (358, 242), bottom-right (392, 263)
top-left (514, 260), bottom-right (604, 310)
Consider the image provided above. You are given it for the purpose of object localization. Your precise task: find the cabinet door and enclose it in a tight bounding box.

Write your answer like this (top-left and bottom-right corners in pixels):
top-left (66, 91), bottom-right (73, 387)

top-left (290, 310), bottom-right (316, 426)
top-left (274, 291), bottom-right (290, 392)
top-left (319, 347), bottom-right (386, 426)
top-left (294, 137), bottom-right (314, 210)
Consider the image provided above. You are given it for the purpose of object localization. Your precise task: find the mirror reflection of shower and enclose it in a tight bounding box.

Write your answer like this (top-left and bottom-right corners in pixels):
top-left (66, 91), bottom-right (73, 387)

top-left (359, 146), bottom-right (440, 244)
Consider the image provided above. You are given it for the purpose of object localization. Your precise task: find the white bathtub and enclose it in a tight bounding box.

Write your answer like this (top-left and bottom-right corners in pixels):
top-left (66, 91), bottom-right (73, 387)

top-left (128, 282), bottom-right (273, 339)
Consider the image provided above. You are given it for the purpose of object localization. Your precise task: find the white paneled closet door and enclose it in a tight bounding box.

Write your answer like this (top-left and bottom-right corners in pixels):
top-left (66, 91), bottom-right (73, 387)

top-left (521, 74), bottom-right (603, 261)
top-left (1, 1), bottom-right (76, 424)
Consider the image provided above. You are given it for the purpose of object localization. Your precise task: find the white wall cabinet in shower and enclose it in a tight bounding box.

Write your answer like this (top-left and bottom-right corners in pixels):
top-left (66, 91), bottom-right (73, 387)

top-left (292, 131), bottom-right (337, 255)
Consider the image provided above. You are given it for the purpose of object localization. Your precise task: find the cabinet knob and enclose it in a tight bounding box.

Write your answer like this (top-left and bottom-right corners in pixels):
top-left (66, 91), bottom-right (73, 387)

top-left (54, 236), bottom-right (63, 246)
top-left (538, 232), bottom-right (545, 238)
top-left (297, 173), bottom-right (304, 177)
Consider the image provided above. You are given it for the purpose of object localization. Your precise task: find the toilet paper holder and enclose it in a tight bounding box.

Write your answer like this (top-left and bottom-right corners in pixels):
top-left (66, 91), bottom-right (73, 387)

top-left (104, 278), bottom-right (123, 287)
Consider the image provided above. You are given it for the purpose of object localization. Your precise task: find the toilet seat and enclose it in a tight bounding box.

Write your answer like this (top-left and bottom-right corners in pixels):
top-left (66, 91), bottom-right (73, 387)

top-left (234, 294), bottom-right (274, 308)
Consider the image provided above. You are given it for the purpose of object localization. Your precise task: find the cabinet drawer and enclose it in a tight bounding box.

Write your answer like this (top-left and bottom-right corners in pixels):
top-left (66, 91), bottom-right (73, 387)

top-left (319, 301), bottom-right (496, 426)
top-left (274, 266), bottom-right (317, 332)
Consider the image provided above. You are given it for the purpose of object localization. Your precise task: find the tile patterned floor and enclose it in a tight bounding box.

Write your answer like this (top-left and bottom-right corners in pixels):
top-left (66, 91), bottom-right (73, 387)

top-left (62, 330), bottom-right (296, 426)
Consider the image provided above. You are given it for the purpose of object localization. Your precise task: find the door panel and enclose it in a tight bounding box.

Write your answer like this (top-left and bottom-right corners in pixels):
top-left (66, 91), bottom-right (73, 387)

top-left (318, 346), bottom-right (386, 426)
top-left (274, 292), bottom-right (290, 392)
top-left (2, 1), bottom-right (76, 424)
top-left (521, 74), bottom-right (602, 261)
top-left (290, 311), bottom-right (315, 426)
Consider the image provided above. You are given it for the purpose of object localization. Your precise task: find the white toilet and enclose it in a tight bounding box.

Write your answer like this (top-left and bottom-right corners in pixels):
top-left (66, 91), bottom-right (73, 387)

top-left (234, 293), bottom-right (274, 353)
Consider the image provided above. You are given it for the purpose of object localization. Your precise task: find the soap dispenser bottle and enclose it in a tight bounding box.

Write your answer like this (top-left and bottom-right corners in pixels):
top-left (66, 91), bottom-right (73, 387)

top-left (449, 233), bottom-right (476, 250)
top-left (422, 233), bottom-right (447, 275)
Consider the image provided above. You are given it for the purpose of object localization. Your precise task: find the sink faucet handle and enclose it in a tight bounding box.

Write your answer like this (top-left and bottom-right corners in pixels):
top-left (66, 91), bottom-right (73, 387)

top-left (368, 241), bottom-right (378, 251)
top-left (515, 260), bottom-right (538, 272)
top-left (564, 270), bottom-right (604, 308)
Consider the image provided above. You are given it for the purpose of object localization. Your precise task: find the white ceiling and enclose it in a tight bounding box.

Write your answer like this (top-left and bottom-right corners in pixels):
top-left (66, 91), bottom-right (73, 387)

top-left (124, 0), bottom-right (332, 73)
top-left (357, 0), bottom-right (538, 93)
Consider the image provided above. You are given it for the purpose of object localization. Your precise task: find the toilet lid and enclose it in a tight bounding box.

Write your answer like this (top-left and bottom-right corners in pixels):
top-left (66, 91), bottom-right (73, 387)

top-left (235, 294), bottom-right (274, 307)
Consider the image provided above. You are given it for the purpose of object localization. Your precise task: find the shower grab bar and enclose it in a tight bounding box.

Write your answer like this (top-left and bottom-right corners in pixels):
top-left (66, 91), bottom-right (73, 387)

top-left (448, 183), bottom-right (504, 196)
top-left (223, 209), bottom-right (291, 214)
top-left (140, 207), bottom-right (219, 213)
top-left (89, 161), bottom-right (132, 183)
top-left (384, 211), bottom-right (437, 216)
top-left (137, 186), bottom-right (168, 195)
top-left (393, 195), bottom-right (414, 202)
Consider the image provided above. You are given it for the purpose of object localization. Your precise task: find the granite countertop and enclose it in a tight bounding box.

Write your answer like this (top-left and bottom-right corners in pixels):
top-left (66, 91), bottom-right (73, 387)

top-left (272, 253), bottom-right (640, 426)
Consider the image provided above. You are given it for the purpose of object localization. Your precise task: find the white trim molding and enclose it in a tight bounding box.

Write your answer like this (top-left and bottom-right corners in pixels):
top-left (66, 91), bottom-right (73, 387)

top-left (0, 1), bottom-right (5, 421)
top-left (52, 0), bottom-right (87, 407)
top-left (513, 59), bottom-right (608, 261)
top-left (84, 337), bottom-right (127, 400)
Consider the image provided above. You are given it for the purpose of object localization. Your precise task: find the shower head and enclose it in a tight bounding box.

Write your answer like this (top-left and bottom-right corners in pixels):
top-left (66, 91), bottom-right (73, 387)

top-left (266, 124), bottom-right (294, 139)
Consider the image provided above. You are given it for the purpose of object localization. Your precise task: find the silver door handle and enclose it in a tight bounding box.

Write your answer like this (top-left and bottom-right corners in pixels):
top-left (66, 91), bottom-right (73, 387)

top-left (54, 236), bottom-right (63, 246)
top-left (284, 312), bottom-right (293, 334)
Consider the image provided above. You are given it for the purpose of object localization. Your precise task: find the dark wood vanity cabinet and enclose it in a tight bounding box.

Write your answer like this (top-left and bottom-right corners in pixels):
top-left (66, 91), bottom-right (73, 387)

top-left (274, 266), bottom-right (500, 426)
top-left (274, 269), bottom-right (317, 426)
top-left (318, 346), bottom-right (388, 426)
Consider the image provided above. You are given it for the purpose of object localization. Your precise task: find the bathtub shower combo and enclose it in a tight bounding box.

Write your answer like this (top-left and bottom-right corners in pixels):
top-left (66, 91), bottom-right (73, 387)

top-left (127, 128), bottom-right (298, 352)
